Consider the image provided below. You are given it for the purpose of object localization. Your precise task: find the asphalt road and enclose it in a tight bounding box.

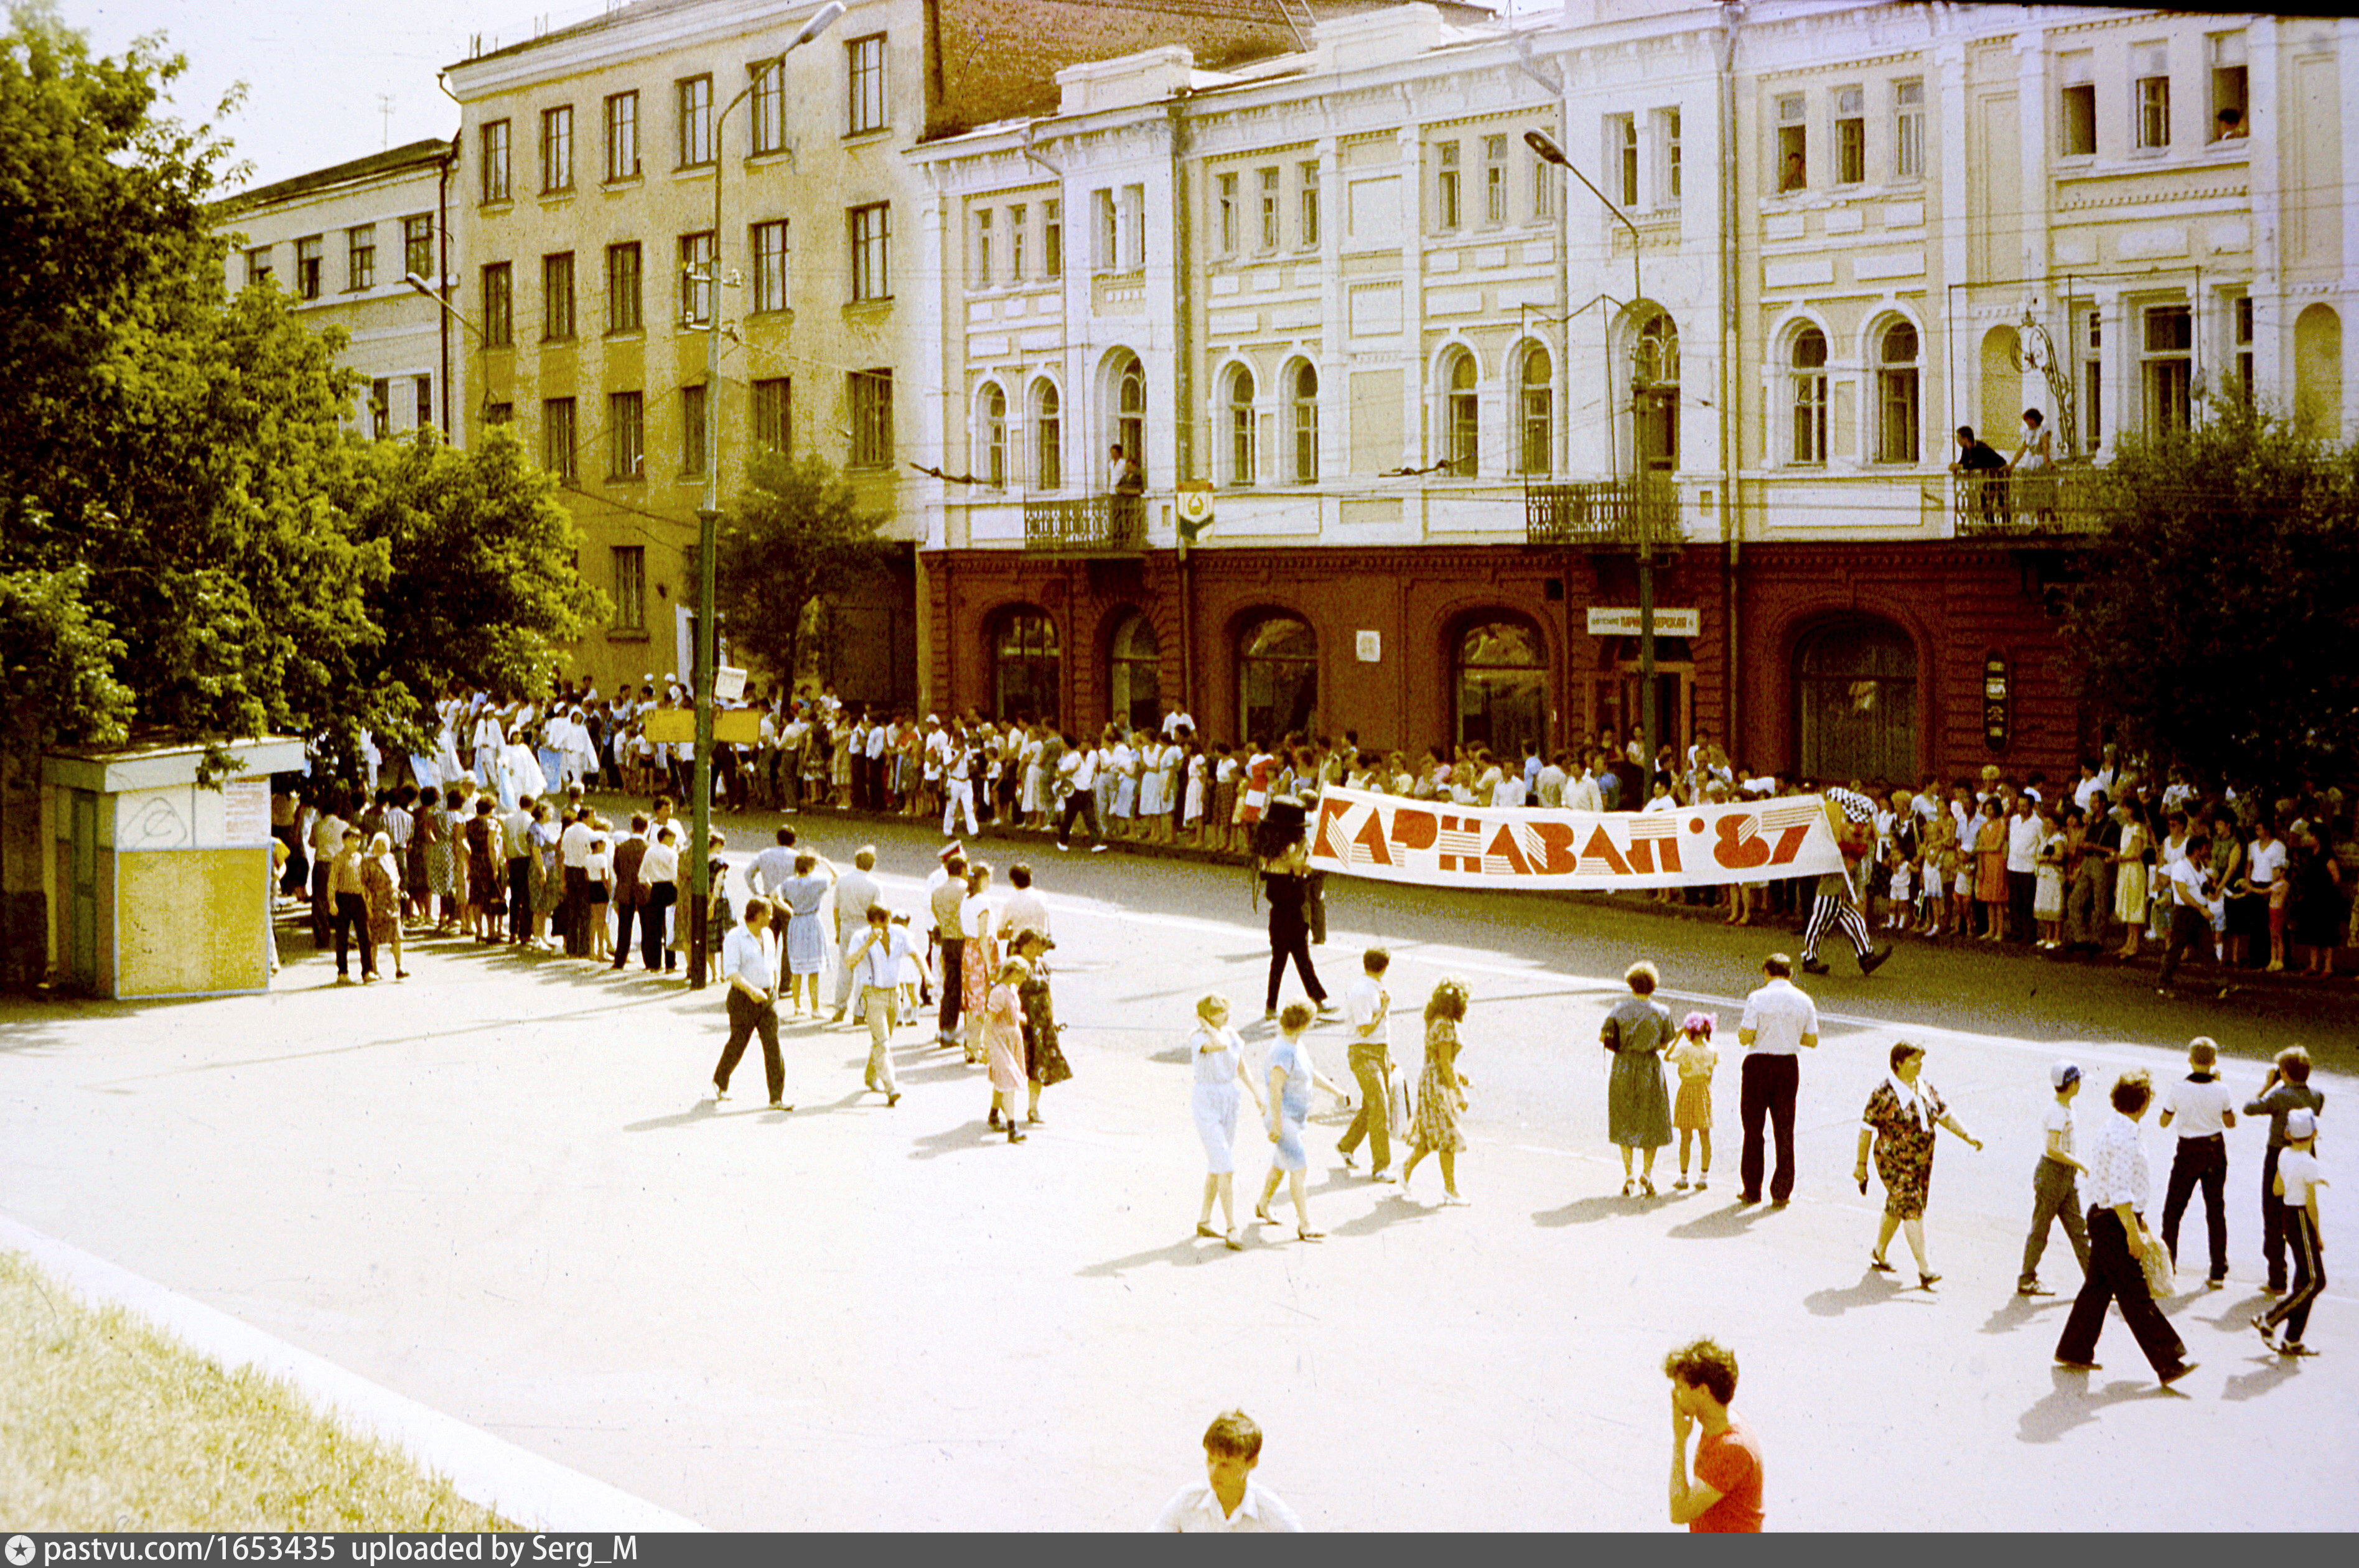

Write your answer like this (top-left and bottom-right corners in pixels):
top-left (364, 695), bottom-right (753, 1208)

top-left (1, 799), bottom-right (2350, 1530)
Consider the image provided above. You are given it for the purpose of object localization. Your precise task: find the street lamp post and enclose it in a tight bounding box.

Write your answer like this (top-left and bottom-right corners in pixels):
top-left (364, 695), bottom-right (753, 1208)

top-left (1523, 129), bottom-right (1658, 785)
top-left (403, 271), bottom-right (488, 431)
top-left (685, 0), bottom-right (844, 990)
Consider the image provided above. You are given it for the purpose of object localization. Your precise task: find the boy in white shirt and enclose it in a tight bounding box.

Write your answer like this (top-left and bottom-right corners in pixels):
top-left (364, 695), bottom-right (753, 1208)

top-left (2158, 1037), bottom-right (2238, 1287)
top-left (1149, 1410), bottom-right (1302, 1532)
top-left (2251, 1108), bottom-right (2327, 1355)
top-left (2018, 1062), bottom-right (2091, 1295)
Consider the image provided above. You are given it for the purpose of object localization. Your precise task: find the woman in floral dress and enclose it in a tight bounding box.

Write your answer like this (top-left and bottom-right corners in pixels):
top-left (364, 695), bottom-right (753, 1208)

top-left (1854, 1042), bottom-right (1982, 1290)
top-left (958, 862), bottom-right (999, 1064)
top-left (361, 831), bottom-right (408, 979)
top-left (1400, 978), bottom-right (1473, 1205)
top-left (424, 786), bottom-right (460, 933)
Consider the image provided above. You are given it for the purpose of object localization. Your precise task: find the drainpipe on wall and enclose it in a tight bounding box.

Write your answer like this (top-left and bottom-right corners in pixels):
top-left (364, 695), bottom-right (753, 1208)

top-left (437, 70), bottom-right (461, 444)
top-left (1717, 6), bottom-right (1745, 763)
top-left (1165, 96), bottom-right (1198, 718)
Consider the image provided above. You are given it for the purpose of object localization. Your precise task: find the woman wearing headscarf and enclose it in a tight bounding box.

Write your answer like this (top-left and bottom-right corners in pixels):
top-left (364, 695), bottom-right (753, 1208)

top-left (361, 831), bottom-right (408, 980)
top-left (1854, 1042), bottom-right (1982, 1290)
top-left (1602, 961), bottom-right (1675, 1194)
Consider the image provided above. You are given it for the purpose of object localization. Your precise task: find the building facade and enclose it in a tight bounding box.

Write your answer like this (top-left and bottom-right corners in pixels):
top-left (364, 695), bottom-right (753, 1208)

top-left (214, 140), bottom-right (458, 441)
top-left (911, 1), bottom-right (2357, 787)
top-left (442, 0), bottom-right (1429, 706)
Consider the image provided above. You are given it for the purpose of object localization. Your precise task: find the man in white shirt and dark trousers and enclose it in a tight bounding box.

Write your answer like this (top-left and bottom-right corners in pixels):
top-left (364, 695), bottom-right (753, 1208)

top-left (711, 898), bottom-right (788, 1111)
top-left (2054, 1070), bottom-right (2197, 1385)
top-left (2251, 1108), bottom-right (2327, 1356)
top-left (1735, 954), bottom-right (1818, 1208)
top-left (2158, 1037), bottom-right (2236, 1288)
top-left (2018, 1061), bottom-right (2092, 1296)
top-left (1147, 1410), bottom-right (1303, 1532)
top-left (2156, 832), bottom-right (2230, 998)
top-left (1333, 948), bottom-right (1396, 1183)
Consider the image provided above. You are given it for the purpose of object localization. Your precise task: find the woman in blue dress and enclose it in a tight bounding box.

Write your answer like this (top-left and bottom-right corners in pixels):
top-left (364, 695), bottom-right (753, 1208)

top-left (1189, 994), bottom-right (1263, 1250)
top-left (779, 852), bottom-right (834, 1016)
top-left (1254, 1002), bottom-right (1345, 1241)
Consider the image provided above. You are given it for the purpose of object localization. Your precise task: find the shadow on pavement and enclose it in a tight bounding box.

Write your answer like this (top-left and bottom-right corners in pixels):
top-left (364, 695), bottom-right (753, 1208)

top-left (1147, 1046), bottom-right (1193, 1065)
top-left (1077, 1235), bottom-right (1232, 1278)
top-left (623, 1099), bottom-right (795, 1133)
top-left (1531, 1195), bottom-right (1645, 1228)
top-left (1664, 1202), bottom-right (1776, 1241)
top-left (1803, 1272), bottom-right (1933, 1317)
top-left (2017, 1367), bottom-right (2179, 1444)
top-left (2187, 1289), bottom-right (2276, 1335)
top-left (1327, 1192), bottom-right (1437, 1238)
top-left (905, 1121), bottom-right (1029, 1161)
top-left (2220, 1352), bottom-right (2303, 1402)
top-left (1979, 1294), bottom-right (2070, 1337)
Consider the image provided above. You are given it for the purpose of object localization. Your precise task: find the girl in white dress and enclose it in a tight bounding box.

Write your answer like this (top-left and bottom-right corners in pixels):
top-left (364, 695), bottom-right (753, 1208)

top-left (1020, 727), bottom-right (1045, 826)
top-left (1138, 735), bottom-right (1167, 828)
top-left (1190, 994), bottom-right (1263, 1249)
top-left (1182, 745), bottom-right (1207, 842)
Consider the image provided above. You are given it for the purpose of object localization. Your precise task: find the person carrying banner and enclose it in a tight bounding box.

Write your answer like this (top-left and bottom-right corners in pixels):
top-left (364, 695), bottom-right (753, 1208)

top-left (1802, 791), bottom-right (1892, 976)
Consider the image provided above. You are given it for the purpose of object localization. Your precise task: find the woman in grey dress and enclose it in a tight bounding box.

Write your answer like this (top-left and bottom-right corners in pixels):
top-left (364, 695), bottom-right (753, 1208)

top-left (780, 852), bottom-right (834, 1016)
top-left (1602, 960), bottom-right (1675, 1195)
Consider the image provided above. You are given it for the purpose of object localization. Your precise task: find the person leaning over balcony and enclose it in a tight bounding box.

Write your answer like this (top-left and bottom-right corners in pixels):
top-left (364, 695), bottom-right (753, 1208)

top-left (1950, 426), bottom-right (2007, 525)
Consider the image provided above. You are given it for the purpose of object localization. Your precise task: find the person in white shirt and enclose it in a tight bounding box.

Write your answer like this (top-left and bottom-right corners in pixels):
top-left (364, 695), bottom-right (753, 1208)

top-left (2156, 833), bottom-right (2228, 998)
top-left (2017, 1061), bottom-right (2091, 1297)
top-left (1565, 754), bottom-right (1604, 814)
top-left (637, 826), bottom-right (681, 973)
top-left (1055, 734), bottom-right (1108, 851)
top-left (2055, 1070), bottom-right (2197, 1384)
top-left (828, 846), bottom-right (884, 1021)
top-left (710, 899), bottom-right (788, 1111)
top-left (2004, 795), bottom-right (2040, 943)
top-left (2157, 1037), bottom-right (2237, 1287)
top-left (2253, 1108), bottom-right (2327, 1355)
top-left (999, 862), bottom-right (1049, 947)
top-left (2242, 819), bottom-right (2291, 971)
top-left (1149, 1411), bottom-right (1304, 1533)
top-left (846, 901), bottom-right (928, 1105)
top-left (1734, 955), bottom-right (1818, 1206)
top-left (1333, 948), bottom-right (1396, 1182)
top-left (558, 809), bottom-right (597, 956)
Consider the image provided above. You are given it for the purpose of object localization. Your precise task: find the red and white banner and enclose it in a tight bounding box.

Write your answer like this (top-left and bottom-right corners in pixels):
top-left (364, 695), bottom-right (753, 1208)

top-left (1306, 788), bottom-right (1844, 891)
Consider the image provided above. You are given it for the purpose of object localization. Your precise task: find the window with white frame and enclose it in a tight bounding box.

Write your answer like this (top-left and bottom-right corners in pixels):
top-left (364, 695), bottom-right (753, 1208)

top-left (1436, 141), bottom-right (1460, 230)
top-left (976, 208), bottom-right (993, 287)
top-left (481, 119), bottom-right (510, 202)
top-left (2210, 32), bottom-right (2248, 141)
top-left (850, 369), bottom-right (892, 468)
top-left (2142, 302), bottom-right (2192, 433)
top-left (678, 231), bottom-right (712, 325)
top-left (1892, 80), bottom-right (1924, 177)
top-left (754, 377), bottom-right (791, 455)
top-left (751, 61), bottom-right (784, 156)
top-left (612, 546), bottom-right (645, 632)
top-left (2135, 43), bottom-right (2170, 149)
top-left (1225, 365), bottom-right (1256, 487)
top-left (404, 215), bottom-right (434, 281)
top-left (346, 225), bottom-right (375, 291)
top-left (1607, 114), bottom-right (1637, 206)
top-left (605, 243), bottom-right (640, 334)
top-left (1044, 198), bottom-right (1062, 278)
top-left (1217, 174), bottom-right (1238, 255)
top-left (681, 383), bottom-right (706, 477)
top-left (294, 235), bottom-right (322, 299)
top-left (2231, 294), bottom-right (2253, 404)
top-left (1484, 134), bottom-right (1507, 223)
top-left (849, 203), bottom-right (889, 301)
top-left (607, 390), bottom-right (643, 480)
top-left (1834, 88), bottom-right (1865, 184)
top-left (1790, 325), bottom-right (1828, 465)
top-left (1520, 348), bottom-right (1553, 475)
top-left (541, 105), bottom-right (572, 193)
top-left (1259, 167), bottom-right (1281, 249)
top-left (1095, 188), bottom-right (1118, 269)
top-left (750, 220), bottom-right (787, 313)
top-left (543, 250), bottom-right (575, 340)
top-left (678, 75), bottom-right (713, 167)
top-left (1875, 319), bottom-right (1919, 463)
top-left (246, 245), bottom-right (272, 288)
top-left (1659, 109), bottom-right (1682, 204)
top-left (979, 383), bottom-right (1006, 488)
top-left (1291, 362), bottom-right (1319, 482)
top-left (1444, 351), bottom-right (1478, 476)
top-left (2058, 52), bottom-right (2096, 156)
top-left (1300, 161), bottom-right (1320, 246)
top-left (1032, 380), bottom-right (1061, 490)
top-left (1777, 94), bottom-right (1806, 190)
top-left (1010, 204), bottom-right (1026, 281)
top-left (1123, 185), bottom-right (1146, 269)
top-left (605, 92), bottom-right (639, 180)
top-left (1531, 139), bottom-right (1554, 217)
top-left (2081, 309), bottom-right (2102, 450)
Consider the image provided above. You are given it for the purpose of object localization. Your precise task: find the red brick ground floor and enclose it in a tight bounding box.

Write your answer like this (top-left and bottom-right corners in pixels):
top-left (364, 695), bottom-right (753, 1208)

top-left (917, 541), bottom-right (2095, 789)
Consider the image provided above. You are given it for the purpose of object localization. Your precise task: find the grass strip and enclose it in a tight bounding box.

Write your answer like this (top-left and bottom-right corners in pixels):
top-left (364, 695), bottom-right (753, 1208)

top-left (0, 1248), bottom-right (514, 1531)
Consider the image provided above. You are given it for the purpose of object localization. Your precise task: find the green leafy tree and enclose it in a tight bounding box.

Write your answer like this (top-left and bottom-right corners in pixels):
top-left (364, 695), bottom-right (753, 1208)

top-left (341, 427), bottom-right (607, 754)
top-left (713, 452), bottom-right (892, 693)
top-left (2063, 401), bottom-right (2359, 796)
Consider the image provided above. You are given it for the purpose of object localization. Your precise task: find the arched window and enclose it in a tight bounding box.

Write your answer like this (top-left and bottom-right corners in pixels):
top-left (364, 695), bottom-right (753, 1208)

top-left (1795, 617), bottom-right (1917, 785)
top-left (1238, 615), bottom-right (1317, 744)
top-left (1032, 379), bottom-right (1062, 490)
top-left (1109, 610), bottom-right (1161, 734)
top-left (1291, 362), bottom-right (1319, 482)
top-left (2295, 303), bottom-right (2343, 441)
top-left (1520, 347), bottom-right (1553, 474)
top-left (1979, 325), bottom-right (2021, 443)
top-left (1226, 364), bottom-right (1257, 487)
top-left (1876, 319), bottom-right (1920, 464)
top-left (1444, 350), bottom-right (1478, 476)
top-left (1790, 326), bottom-right (1827, 465)
top-left (1454, 617), bottom-right (1547, 759)
top-left (1633, 310), bottom-right (1679, 471)
top-left (1114, 352), bottom-right (1146, 483)
top-left (979, 382), bottom-right (1006, 488)
top-left (990, 606), bottom-right (1060, 724)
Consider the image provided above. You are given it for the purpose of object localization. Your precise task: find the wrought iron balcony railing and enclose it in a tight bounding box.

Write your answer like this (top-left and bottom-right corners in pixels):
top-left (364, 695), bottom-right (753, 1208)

top-left (1950, 465), bottom-right (2119, 539)
top-left (1524, 475), bottom-right (1681, 548)
top-left (1022, 495), bottom-right (1147, 554)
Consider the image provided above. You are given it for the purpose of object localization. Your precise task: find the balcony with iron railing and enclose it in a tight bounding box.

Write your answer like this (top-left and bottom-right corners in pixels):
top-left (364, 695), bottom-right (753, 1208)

top-left (1022, 493), bottom-right (1148, 554)
top-left (1947, 464), bottom-right (2121, 539)
top-left (1524, 475), bottom-right (1682, 548)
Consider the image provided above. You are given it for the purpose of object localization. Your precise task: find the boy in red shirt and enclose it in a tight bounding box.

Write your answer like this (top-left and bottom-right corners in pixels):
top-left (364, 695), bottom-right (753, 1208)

top-left (1666, 1338), bottom-right (1763, 1531)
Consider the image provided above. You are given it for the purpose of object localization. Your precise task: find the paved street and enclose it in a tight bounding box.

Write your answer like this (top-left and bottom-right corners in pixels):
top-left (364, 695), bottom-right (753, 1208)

top-left (3, 805), bottom-right (2353, 1530)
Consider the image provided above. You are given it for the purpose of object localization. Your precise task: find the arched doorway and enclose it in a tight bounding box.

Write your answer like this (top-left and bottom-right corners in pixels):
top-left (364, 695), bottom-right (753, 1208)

top-left (1108, 610), bottom-right (1161, 734)
top-left (2296, 303), bottom-right (2343, 440)
top-left (1794, 618), bottom-right (1917, 785)
top-left (989, 605), bottom-right (1060, 724)
top-left (1238, 614), bottom-right (1316, 745)
top-left (1455, 617), bottom-right (1548, 760)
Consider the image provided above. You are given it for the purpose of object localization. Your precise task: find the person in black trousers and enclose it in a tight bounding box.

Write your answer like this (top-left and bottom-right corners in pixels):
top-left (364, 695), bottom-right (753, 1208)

top-left (711, 899), bottom-right (788, 1109)
top-left (2055, 1070), bottom-right (2197, 1386)
top-left (639, 824), bottom-right (680, 973)
top-left (1258, 840), bottom-right (1334, 1022)
top-left (2245, 1047), bottom-right (2326, 1292)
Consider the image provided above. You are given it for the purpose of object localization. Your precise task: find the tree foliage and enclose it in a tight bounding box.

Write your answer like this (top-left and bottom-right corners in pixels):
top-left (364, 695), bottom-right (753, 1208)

top-left (713, 452), bottom-right (893, 693)
top-left (2064, 401), bottom-right (2359, 796)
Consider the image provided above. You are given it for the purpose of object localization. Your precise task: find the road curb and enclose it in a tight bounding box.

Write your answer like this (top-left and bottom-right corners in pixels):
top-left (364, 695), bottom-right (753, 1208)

top-left (0, 1215), bottom-right (704, 1534)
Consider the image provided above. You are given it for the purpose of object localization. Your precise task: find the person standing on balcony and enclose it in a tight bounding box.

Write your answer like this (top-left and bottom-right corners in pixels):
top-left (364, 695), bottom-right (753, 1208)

top-left (1950, 426), bottom-right (2006, 526)
top-left (1109, 442), bottom-right (1145, 541)
top-left (2009, 408), bottom-right (2056, 525)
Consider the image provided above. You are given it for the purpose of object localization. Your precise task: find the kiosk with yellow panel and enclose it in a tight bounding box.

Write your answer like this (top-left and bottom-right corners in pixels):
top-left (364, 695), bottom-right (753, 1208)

top-left (42, 737), bottom-right (306, 999)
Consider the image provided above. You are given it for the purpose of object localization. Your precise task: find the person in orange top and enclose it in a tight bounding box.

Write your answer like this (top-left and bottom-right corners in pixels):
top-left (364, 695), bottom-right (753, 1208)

top-left (1666, 1338), bottom-right (1763, 1532)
